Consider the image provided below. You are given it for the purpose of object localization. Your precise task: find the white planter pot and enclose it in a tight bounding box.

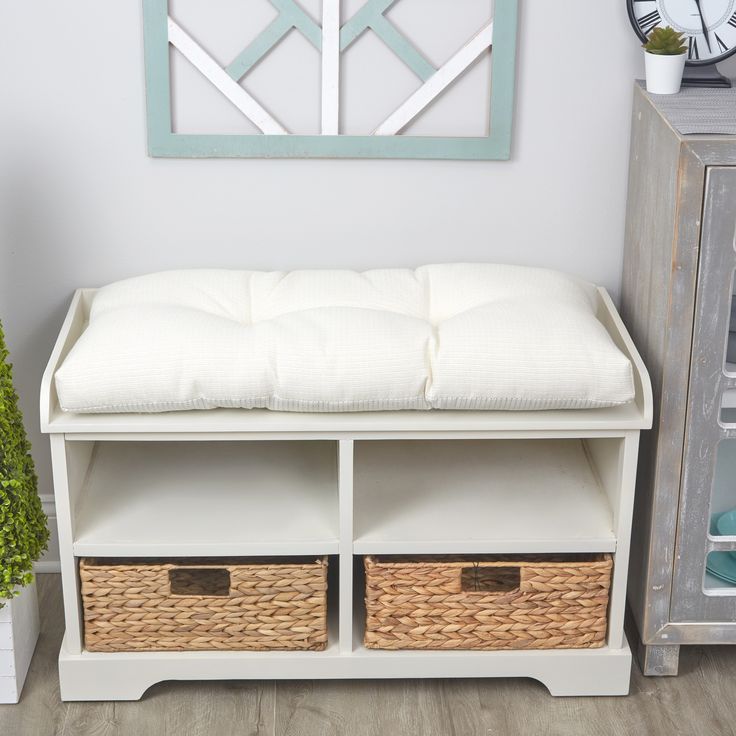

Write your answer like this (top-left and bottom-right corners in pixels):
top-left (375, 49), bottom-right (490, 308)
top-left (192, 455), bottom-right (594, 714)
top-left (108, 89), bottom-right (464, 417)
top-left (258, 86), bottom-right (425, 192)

top-left (644, 51), bottom-right (687, 94)
top-left (0, 581), bottom-right (40, 703)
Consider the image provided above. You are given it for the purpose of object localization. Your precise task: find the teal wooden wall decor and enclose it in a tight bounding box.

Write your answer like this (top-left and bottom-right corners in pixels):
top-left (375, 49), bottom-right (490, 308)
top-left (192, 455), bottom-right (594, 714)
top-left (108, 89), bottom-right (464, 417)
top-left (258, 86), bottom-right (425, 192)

top-left (142, 0), bottom-right (518, 160)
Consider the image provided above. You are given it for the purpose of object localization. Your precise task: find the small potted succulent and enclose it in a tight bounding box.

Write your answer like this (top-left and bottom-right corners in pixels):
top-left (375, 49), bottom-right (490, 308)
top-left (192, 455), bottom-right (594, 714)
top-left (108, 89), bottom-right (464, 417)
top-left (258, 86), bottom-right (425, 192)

top-left (643, 26), bottom-right (688, 94)
top-left (0, 320), bottom-right (49, 702)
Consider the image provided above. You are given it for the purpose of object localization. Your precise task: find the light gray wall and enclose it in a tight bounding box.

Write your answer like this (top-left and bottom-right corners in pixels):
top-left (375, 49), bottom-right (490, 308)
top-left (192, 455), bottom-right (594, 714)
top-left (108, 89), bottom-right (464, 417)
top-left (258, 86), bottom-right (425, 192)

top-left (1, 0), bottom-right (735, 541)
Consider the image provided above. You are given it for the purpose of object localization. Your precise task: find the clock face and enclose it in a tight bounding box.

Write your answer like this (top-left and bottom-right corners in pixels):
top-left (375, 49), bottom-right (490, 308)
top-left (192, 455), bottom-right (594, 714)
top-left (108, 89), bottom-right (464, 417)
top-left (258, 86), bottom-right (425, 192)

top-left (628, 0), bottom-right (736, 65)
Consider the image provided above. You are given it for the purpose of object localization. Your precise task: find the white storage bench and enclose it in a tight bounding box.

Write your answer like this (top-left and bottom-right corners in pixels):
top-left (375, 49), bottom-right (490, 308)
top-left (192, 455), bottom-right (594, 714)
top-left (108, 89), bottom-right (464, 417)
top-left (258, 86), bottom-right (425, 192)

top-left (41, 276), bottom-right (652, 700)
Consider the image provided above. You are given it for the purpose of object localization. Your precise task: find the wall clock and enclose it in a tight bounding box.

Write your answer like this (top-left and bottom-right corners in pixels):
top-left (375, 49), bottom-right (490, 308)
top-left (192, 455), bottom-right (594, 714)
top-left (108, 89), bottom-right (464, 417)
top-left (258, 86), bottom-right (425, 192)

top-left (627, 0), bottom-right (736, 87)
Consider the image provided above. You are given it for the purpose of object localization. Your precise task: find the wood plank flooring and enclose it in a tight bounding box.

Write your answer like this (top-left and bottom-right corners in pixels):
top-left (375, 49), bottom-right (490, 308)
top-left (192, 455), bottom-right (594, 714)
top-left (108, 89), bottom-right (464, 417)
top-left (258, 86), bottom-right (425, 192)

top-left (1, 575), bottom-right (735, 736)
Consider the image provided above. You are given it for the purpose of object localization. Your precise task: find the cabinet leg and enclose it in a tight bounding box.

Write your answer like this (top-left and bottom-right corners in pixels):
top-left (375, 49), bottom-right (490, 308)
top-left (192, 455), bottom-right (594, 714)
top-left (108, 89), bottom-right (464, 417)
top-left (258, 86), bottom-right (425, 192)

top-left (637, 642), bottom-right (680, 676)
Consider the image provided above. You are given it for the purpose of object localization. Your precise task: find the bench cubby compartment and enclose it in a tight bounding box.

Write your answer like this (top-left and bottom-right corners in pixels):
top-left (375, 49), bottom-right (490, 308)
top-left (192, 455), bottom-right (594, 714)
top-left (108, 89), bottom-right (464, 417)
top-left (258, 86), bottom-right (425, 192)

top-left (353, 438), bottom-right (622, 554)
top-left (71, 440), bottom-right (339, 557)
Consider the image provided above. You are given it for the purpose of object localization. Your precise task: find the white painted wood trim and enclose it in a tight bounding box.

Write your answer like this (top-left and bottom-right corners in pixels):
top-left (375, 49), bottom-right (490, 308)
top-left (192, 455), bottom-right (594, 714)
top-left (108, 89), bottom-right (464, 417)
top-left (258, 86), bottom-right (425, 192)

top-left (167, 18), bottom-right (287, 135)
top-left (337, 440), bottom-right (354, 654)
top-left (607, 432), bottom-right (641, 649)
top-left (50, 436), bottom-right (87, 654)
top-left (57, 631), bottom-right (632, 700)
top-left (39, 289), bottom-right (88, 432)
top-left (320, 0), bottom-right (340, 135)
top-left (63, 430), bottom-right (635, 441)
top-left (596, 288), bottom-right (653, 425)
top-left (373, 21), bottom-right (494, 136)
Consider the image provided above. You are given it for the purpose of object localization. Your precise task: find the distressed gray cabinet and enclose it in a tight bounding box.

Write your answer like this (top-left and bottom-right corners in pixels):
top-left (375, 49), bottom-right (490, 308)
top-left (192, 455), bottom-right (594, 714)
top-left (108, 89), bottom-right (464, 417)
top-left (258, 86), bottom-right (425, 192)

top-left (623, 83), bottom-right (736, 676)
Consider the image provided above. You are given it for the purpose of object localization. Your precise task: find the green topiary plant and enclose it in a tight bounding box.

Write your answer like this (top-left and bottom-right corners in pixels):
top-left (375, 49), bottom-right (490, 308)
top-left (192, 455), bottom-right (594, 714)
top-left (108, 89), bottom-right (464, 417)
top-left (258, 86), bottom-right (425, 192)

top-left (0, 320), bottom-right (48, 608)
top-left (643, 26), bottom-right (687, 55)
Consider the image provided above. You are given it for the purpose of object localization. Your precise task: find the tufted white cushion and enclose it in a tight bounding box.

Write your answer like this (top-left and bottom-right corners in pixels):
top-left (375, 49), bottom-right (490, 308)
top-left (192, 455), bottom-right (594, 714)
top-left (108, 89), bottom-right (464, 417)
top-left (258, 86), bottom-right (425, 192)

top-left (54, 265), bottom-right (635, 413)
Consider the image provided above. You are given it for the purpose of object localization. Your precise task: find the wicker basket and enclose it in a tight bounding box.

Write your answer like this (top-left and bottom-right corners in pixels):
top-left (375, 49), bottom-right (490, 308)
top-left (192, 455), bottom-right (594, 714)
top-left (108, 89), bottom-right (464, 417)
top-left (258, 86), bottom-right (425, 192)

top-left (80, 557), bottom-right (328, 652)
top-left (364, 554), bottom-right (612, 651)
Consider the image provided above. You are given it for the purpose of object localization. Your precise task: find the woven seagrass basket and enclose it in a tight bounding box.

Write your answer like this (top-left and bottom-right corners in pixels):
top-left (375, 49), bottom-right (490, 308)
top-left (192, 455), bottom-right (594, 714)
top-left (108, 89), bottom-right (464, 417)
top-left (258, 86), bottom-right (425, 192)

top-left (80, 557), bottom-right (328, 652)
top-left (364, 554), bottom-right (612, 651)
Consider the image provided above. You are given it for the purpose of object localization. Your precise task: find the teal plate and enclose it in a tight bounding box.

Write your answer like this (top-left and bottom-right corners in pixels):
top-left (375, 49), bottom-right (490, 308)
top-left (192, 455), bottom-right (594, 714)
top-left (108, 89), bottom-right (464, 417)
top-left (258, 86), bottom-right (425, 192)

top-left (716, 509), bottom-right (736, 536)
top-left (706, 551), bottom-right (736, 585)
top-left (714, 510), bottom-right (736, 565)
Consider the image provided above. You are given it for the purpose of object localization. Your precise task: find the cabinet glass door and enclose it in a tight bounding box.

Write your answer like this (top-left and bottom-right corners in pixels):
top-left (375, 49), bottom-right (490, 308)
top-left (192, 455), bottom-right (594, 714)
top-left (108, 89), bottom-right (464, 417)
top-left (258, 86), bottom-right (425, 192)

top-left (671, 167), bottom-right (736, 623)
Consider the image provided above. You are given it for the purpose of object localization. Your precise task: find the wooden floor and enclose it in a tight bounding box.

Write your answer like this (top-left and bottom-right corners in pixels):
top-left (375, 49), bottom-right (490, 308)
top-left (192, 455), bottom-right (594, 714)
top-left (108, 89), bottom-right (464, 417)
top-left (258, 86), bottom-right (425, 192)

top-left (2, 576), bottom-right (736, 736)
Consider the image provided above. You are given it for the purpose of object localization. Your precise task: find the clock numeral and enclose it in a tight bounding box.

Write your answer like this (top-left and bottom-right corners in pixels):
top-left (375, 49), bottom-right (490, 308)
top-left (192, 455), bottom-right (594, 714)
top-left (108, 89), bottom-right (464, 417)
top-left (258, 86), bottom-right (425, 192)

top-left (729, 13), bottom-right (736, 29)
top-left (688, 36), bottom-right (699, 60)
top-left (716, 33), bottom-right (729, 54)
top-left (638, 10), bottom-right (661, 35)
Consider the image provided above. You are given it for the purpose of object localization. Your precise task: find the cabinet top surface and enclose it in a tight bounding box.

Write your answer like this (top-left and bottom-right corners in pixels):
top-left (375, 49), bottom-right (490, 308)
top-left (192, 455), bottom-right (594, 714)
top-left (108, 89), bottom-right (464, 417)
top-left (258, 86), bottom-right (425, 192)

top-left (635, 82), bottom-right (736, 148)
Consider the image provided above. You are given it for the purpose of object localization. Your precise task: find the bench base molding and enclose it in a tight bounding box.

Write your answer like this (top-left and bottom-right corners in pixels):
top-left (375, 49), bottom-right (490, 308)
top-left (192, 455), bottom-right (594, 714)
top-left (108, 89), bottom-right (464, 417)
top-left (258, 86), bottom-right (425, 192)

top-left (58, 633), bottom-right (633, 701)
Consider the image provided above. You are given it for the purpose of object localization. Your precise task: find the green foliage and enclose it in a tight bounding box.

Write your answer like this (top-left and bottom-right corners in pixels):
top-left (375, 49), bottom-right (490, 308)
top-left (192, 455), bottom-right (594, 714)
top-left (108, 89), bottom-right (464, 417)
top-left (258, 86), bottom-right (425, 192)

top-left (0, 321), bottom-right (48, 608)
top-left (644, 26), bottom-right (687, 55)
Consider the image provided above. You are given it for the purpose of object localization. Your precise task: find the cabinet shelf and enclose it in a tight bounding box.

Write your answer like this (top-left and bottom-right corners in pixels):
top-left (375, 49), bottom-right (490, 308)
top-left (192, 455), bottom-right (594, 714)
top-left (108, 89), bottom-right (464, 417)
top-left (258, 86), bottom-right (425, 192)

top-left (73, 441), bottom-right (339, 557)
top-left (353, 439), bottom-right (616, 554)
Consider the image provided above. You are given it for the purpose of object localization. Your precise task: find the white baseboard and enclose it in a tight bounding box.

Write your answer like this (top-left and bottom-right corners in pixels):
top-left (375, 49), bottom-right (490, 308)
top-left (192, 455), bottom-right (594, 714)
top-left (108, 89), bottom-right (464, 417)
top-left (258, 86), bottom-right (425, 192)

top-left (38, 495), bottom-right (60, 570)
top-left (34, 561), bottom-right (61, 574)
